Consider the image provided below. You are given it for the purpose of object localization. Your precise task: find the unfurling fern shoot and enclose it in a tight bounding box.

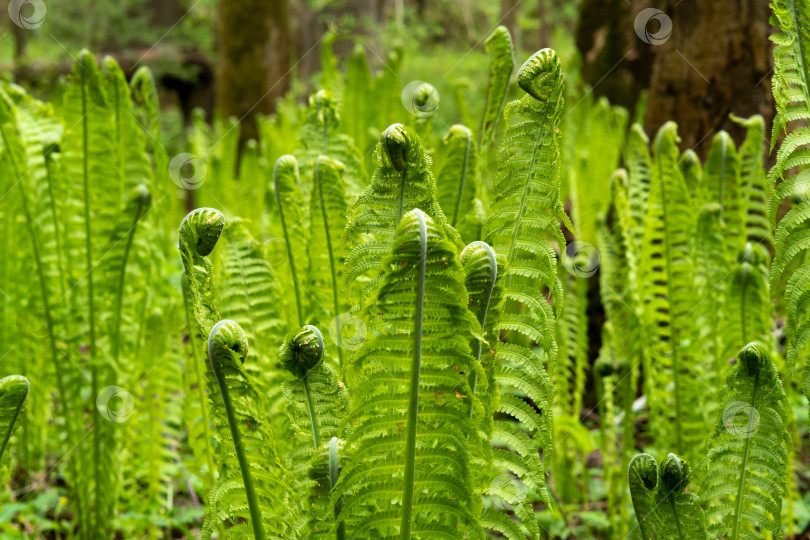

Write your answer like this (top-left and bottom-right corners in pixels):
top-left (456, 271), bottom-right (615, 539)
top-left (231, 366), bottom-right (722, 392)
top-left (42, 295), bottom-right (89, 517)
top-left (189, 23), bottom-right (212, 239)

top-left (699, 342), bottom-right (789, 540)
top-left (483, 48), bottom-right (569, 507)
top-left (335, 208), bottom-right (483, 538)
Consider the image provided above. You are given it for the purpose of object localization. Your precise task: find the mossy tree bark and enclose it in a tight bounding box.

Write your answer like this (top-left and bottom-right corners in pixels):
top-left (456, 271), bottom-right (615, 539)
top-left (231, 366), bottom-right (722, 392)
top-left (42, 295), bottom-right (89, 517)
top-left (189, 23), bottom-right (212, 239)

top-left (216, 0), bottom-right (290, 142)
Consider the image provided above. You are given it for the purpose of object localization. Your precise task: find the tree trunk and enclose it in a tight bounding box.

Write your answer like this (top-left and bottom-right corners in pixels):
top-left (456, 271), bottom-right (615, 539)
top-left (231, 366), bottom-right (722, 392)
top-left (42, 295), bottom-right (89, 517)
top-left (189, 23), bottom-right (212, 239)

top-left (643, 0), bottom-right (772, 158)
top-left (217, 0), bottom-right (290, 142)
top-left (575, 0), bottom-right (655, 113)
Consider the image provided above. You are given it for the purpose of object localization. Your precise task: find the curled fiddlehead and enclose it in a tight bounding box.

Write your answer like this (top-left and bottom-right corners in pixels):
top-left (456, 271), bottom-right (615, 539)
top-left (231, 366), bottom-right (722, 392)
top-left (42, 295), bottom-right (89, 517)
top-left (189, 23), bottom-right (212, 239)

top-left (629, 452), bottom-right (707, 540)
top-left (179, 207), bottom-right (225, 335)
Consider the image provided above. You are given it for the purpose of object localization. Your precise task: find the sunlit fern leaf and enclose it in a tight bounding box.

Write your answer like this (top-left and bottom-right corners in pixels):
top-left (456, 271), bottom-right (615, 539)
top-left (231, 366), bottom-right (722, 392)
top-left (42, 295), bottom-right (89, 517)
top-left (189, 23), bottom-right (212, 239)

top-left (482, 49), bottom-right (568, 509)
top-left (203, 320), bottom-right (294, 540)
top-left (437, 124), bottom-right (483, 242)
top-left (725, 245), bottom-right (772, 364)
top-left (272, 155), bottom-right (309, 327)
top-left (343, 123), bottom-right (461, 312)
top-left (335, 209), bottom-right (485, 539)
top-left (320, 32), bottom-right (342, 98)
top-left (296, 91), bottom-right (366, 199)
top-left (308, 156), bottom-right (349, 364)
top-left (704, 131), bottom-right (745, 261)
top-left (555, 261), bottom-right (588, 420)
top-left (341, 44), bottom-right (375, 154)
top-left (570, 96), bottom-right (628, 244)
top-left (279, 325), bottom-right (349, 537)
top-left (730, 113), bottom-right (773, 260)
top-left (679, 148), bottom-right (703, 205)
top-left (479, 26), bottom-right (514, 154)
top-left (220, 218), bottom-right (287, 392)
top-left (628, 453), bottom-right (707, 540)
top-left (699, 342), bottom-right (790, 540)
top-left (179, 207), bottom-right (226, 336)
top-left (0, 375), bottom-right (29, 484)
top-left (768, 0), bottom-right (810, 403)
top-left (625, 123), bottom-right (652, 249)
top-left (693, 204), bottom-right (728, 388)
top-left (639, 122), bottom-right (703, 460)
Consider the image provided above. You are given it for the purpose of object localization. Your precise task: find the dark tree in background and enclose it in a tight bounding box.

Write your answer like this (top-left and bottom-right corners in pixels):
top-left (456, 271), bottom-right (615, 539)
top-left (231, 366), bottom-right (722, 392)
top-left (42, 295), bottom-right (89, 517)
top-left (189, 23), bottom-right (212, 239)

top-left (577, 0), bottom-right (772, 159)
top-left (217, 0), bottom-right (290, 141)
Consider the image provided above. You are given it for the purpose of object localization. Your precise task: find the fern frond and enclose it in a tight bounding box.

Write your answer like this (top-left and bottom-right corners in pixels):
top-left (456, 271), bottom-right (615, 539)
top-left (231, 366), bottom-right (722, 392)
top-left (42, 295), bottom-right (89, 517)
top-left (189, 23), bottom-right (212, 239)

top-left (272, 155), bottom-right (309, 327)
top-left (343, 123), bottom-right (460, 311)
top-left (730, 113), bottom-right (773, 259)
top-left (308, 155), bottom-right (349, 364)
top-left (679, 148), bottom-right (703, 204)
top-left (625, 123), bottom-right (652, 252)
top-left (179, 207), bottom-right (226, 335)
top-left (296, 91), bottom-right (366, 198)
top-left (704, 131), bottom-right (745, 260)
top-left (483, 49), bottom-right (567, 509)
top-left (725, 245), bottom-right (772, 363)
top-left (279, 325), bottom-right (349, 537)
top-left (700, 342), bottom-right (790, 539)
top-left (336, 208), bottom-right (484, 538)
top-left (204, 320), bottom-right (293, 539)
top-left (479, 26), bottom-right (514, 153)
top-left (628, 453), bottom-right (707, 540)
top-left (437, 124), bottom-right (482, 242)
top-left (639, 122), bottom-right (703, 459)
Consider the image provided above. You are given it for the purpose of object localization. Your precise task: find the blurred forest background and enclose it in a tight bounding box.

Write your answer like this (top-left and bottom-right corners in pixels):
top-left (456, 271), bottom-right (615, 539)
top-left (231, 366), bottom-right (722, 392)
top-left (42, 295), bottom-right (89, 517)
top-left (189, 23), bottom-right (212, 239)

top-left (1, 0), bottom-right (773, 160)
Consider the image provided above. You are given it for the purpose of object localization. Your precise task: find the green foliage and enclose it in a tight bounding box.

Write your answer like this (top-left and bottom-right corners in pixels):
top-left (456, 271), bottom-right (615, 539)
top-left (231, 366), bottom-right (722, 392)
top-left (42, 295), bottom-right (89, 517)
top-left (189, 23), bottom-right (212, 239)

top-left (628, 453), bottom-right (707, 540)
top-left (335, 209), bottom-right (484, 538)
top-left (700, 342), bottom-right (790, 539)
top-left (0, 376), bottom-right (29, 483)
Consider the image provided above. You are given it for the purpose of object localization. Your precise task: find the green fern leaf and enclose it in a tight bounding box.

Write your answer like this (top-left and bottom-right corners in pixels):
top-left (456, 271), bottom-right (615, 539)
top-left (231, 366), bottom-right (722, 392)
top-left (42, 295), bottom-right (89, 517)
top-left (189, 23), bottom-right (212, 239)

top-left (479, 26), bottom-right (514, 153)
top-left (625, 123), bottom-right (652, 249)
top-left (335, 208), bottom-right (484, 538)
top-left (0, 375), bottom-right (29, 483)
top-left (437, 124), bottom-right (483, 243)
top-left (700, 342), bottom-right (790, 539)
top-left (679, 148), bottom-right (703, 204)
top-left (704, 131), bottom-right (745, 260)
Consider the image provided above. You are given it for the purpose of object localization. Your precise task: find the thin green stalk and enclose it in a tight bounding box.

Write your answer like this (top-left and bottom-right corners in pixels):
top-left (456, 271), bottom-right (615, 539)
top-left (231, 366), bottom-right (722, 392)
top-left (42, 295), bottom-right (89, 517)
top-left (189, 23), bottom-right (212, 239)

top-left (451, 129), bottom-right (472, 227)
top-left (274, 165), bottom-right (304, 327)
top-left (399, 210), bottom-right (427, 539)
top-left (303, 376), bottom-right (321, 449)
top-left (209, 323), bottom-right (267, 540)
top-left (315, 159), bottom-right (343, 367)
top-left (731, 368), bottom-right (759, 540)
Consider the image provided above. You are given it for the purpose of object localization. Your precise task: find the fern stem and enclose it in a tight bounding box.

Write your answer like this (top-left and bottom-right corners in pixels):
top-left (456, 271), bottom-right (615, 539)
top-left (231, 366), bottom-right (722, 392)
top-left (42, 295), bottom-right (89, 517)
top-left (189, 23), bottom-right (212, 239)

top-left (451, 129), bottom-right (472, 227)
top-left (399, 210), bottom-right (427, 539)
top-left (274, 162), bottom-right (304, 327)
top-left (181, 278), bottom-right (217, 490)
top-left (667, 493), bottom-right (684, 539)
top-left (731, 365), bottom-right (759, 540)
top-left (315, 158), bottom-right (344, 367)
top-left (654, 127), bottom-right (683, 453)
top-left (208, 321), bottom-right (267, 540)
top-left (468, 242), bottom-right (497, 414)
top-left (303, 376), bottom-right (321, 449)
top-left (329, 437), bottom-right (346, 540)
